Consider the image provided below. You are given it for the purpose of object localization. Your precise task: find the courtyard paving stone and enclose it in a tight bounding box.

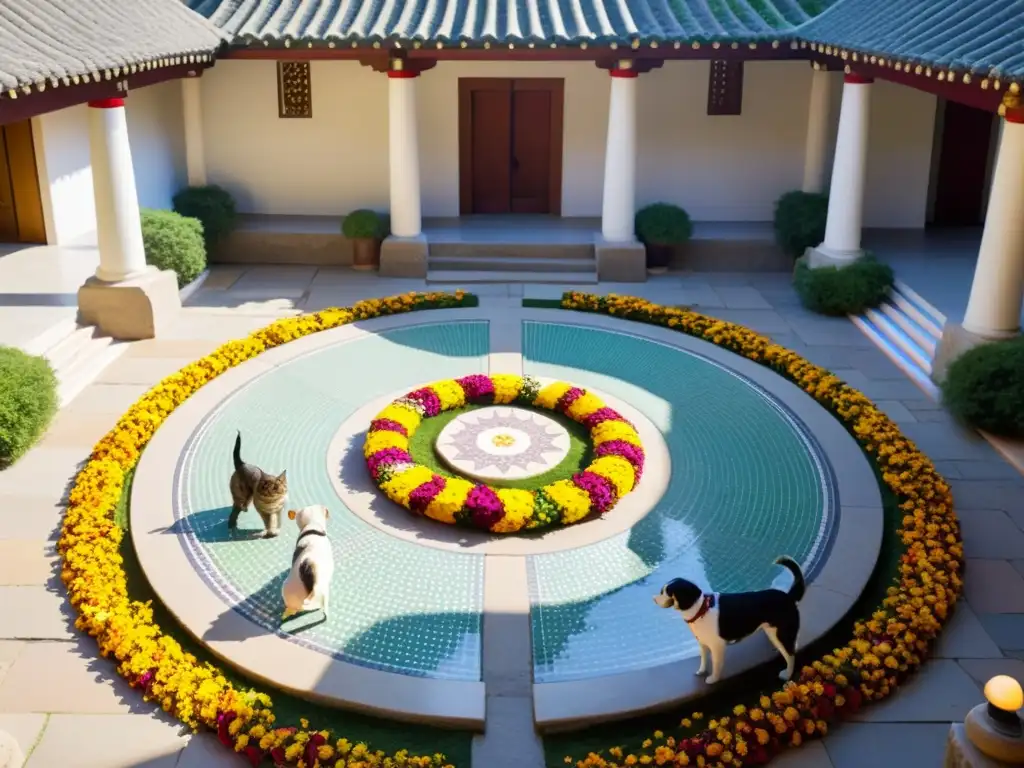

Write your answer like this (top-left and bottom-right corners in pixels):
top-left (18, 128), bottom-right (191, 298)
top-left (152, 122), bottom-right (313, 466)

top-left (934, 602), bottom-right (1004, 659)
top-left (0, 587), bottom-right (74, 640)
top-left (823, 723), bottom-right (952, 768)
top-left (176, 731), bottom-right (244, 767)
top-left (0, 714), bottom-right (46, 762)
top-left (0, 495), bottom-right (65, 541)
top-left (712, 285), bottom-right (774, 310)
top-left (0, 641), bottom-right (140, 714)
top-left (94, 355), bottom-right (199, 386)
top-left (26, 713), bottom-right (186, 768)
top-left (0, 447), bottom-right (84, 500)
top-left (957, 509), bottom-right (1024, 560)
top-left (0, 642), bottom-right (24, 688)
top-left (870, 400), bottom-right (917, 424)
top-left (849, 660), bottom-right (981, 723)
top-left (0, 541), bottom-right (56, 585)
top-left (957, 658), bottom-right (1024, 699)
top-left (771, 741), bottom-right (834, 767)
top-left (977, 614), bottom-right (1024, 651)
top-left (962, 559), bottom-right (1024, 614)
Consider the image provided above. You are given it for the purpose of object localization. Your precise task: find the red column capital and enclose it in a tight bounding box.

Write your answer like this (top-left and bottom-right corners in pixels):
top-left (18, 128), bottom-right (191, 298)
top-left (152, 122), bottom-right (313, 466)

top-left (88, 97), bottom-right (126, 109)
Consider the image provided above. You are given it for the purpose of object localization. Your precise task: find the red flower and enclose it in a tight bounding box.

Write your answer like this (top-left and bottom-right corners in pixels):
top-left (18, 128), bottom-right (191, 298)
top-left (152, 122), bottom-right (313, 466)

top-left (216, 713), bottom-right (236, 747)
top-left (305, 732), bottom-right (327, 764)
top-left (244, 745), bottom-right (264, 767)
top-left (269, 746), bottom-right (286, 766)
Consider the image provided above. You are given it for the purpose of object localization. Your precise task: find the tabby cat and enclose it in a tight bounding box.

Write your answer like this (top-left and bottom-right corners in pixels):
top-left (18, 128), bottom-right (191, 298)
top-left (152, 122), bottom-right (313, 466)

top-left (229, 431), bottom-right (288, 537)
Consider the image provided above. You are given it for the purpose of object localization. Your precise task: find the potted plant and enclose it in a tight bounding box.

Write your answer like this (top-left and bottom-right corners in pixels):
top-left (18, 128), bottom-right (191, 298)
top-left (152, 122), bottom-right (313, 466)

top-left (635, 203), bottom-right (693, 274)
top-left (342, 209), bottom-right (387, 270)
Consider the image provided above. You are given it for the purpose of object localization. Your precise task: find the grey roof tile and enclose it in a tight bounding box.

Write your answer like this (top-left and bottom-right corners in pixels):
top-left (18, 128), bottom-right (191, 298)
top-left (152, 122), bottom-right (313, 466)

top-left (797, 0), bottom-right (1024, 80)
top-left (0, 0), bottom-right (227, 92)
top-left (186, 0), bottom-right (839, 44)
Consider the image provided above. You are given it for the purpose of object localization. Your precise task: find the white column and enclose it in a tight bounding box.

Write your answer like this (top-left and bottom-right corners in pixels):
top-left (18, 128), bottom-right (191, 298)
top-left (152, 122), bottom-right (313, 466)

top-left (601, 64), bottom-right (638, 242)
top-left (181, 77), bottom-right (207, 186)
top-left (802, 68), bottom-right (834, 193)
top-left (962, 116), bottom-right (1024, 338)
top-left (387, 67), bottom-right (422, 238)
top-left (88, 97), bottom-right (148, 282)
top-left (817, 73), bottom-right (873, 261)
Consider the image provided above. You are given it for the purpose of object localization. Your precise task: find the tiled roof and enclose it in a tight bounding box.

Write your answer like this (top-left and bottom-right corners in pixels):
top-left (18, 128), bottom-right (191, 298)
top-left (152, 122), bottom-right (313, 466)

top-left (0, 0), bottom-right (226, 93)
top-left (186, 0), bottom-right (840, 46)
top-left (797, 0), bottom-right (1024, 80)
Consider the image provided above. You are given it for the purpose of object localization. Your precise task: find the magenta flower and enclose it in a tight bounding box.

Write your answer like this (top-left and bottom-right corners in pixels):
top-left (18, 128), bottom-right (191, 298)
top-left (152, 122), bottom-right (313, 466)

top-left (465, 484), bottom-right (505, 529)
top-left (369, 418), bottom-right (408, 437)
top-left (366, 447), bottom-right (413, 479)
top-left (582, 407), bottom-right (632, 430)
top-left (408, 476), bottom-right (446, 515)
top-left (456, 374), bottom-right (495, 403)
top-left (595, 440), bottom-right (646, 481)
top-left (572, 470), bottom-right (616, 514)
top-left (406, 387), bottom-right (442, 417)
top-left (556, 387), bottom-right (585, 413)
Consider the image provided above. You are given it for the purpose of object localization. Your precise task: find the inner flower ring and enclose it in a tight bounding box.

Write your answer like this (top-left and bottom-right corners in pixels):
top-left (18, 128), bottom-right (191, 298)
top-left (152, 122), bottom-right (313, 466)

top-left (362, 374), bottom-right (647, 534)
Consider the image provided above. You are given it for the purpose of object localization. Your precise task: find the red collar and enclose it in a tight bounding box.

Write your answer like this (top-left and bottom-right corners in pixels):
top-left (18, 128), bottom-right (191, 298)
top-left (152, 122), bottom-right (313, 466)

top-left (685, 594), bottom-right (715, 624)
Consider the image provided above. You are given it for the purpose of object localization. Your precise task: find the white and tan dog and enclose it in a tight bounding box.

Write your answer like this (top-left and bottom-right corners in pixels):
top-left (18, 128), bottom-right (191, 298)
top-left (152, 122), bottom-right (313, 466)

top-left (281, 505), bottom-right (334, 620)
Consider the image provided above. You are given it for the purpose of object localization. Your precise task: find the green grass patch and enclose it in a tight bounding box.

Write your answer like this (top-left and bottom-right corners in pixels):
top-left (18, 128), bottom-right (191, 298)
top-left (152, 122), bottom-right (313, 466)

top-left (542, 460), bottom-right (901, 766)
top-left (408, 404), bottom-right (591, 490)
top-left (522, 298), bottom-right (564, 309)
top-left (114, 469), bottom-right (473, 766)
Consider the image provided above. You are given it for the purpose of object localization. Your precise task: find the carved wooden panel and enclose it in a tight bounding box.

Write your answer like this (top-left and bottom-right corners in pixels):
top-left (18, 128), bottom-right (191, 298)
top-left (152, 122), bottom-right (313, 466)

top-left (707, 60), bottom-right (744, 116)
top-left (277, 61), bottom-right (312, 118)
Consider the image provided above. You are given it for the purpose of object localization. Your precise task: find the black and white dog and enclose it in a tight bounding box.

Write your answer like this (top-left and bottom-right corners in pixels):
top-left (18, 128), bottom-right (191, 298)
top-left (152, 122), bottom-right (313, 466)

top-left (653, 556), bottom-right (805, 685)
top-left (282, 505), bottom-right (334, 621)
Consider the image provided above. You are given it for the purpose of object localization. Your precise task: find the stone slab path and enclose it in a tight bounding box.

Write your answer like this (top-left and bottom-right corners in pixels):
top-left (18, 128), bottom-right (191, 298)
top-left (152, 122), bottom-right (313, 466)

top-left (0, 266), bottom-right (1021, 767)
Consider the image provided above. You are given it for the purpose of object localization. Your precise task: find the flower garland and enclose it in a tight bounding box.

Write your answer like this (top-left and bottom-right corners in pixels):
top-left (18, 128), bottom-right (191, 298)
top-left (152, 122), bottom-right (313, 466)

top-left (58, 292), bottom-right (475, 768)
top-left (364, 376), bottom-right (646, 533)
top-left (557, 293), bottom-right (962, 768)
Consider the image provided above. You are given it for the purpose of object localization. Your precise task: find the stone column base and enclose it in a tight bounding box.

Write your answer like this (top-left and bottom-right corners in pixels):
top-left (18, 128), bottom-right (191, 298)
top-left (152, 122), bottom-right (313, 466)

top-left (77, 267), bottom-right (181, 341)
top-left (930, 322), bottom-right (1018, 385)
top-left (595, 236), bottom-right (647, 283)
top-left (380, 234), bottom-right (428, 278)
top-left (804, 244), bottom-right (864, 269)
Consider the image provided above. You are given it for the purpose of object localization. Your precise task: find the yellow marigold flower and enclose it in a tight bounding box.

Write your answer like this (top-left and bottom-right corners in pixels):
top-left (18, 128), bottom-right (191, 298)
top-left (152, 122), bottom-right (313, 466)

top-left (431, 379), bottom-right (466, 411)
top-left (705, 743), bottom-right (723, 757)
top-left (641, 739), bottom-right (653, 748)
top-left (544, 479), bottom-right (592, 524)
top-left (590, 420), bottom-right (642, 448)
top-left (424, 477), bottom-right (474, 524)
top-left (680, 718), bottom-right (692, 728)
top-left (588, 456), bottom-right (636, 497)
top-left (493, 488), bottom-right (535, 532)
top-left (534, 381), bottom-right (574, 410)
top-left (363, 429), bottom-right (409, 458)
top-left (566, 391), bottom-right (606, 422)
top-left (491, 374), bottom-right (524, 405)
top-left (381, 465), bottom-right (436, 507)
top-left (374, 403), bottom-right (422, 432)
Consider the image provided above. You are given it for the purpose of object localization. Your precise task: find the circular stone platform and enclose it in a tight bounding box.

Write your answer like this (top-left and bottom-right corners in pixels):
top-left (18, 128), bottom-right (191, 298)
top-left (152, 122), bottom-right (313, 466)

top-left (129, 305), bottom-right (883, 731)
top-left (434, 406), bottom-right (571, 482)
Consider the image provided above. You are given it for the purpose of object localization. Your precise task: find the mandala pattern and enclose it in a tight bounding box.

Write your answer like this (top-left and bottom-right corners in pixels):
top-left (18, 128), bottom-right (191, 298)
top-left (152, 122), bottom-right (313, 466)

top-left (436, 406), bottom-right (571, 481)
top-left (363, 375), bottom-right (647, 534)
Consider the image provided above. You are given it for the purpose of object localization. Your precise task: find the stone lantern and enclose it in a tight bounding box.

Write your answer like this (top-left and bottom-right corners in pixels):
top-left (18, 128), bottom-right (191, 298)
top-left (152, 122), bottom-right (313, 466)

top-left (946, 675), bottom-right (1024, 766)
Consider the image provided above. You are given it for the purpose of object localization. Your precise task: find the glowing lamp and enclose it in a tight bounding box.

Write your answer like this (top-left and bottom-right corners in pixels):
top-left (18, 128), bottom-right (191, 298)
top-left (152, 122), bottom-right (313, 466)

top-left (964, 675), bottom-right (1024, 763)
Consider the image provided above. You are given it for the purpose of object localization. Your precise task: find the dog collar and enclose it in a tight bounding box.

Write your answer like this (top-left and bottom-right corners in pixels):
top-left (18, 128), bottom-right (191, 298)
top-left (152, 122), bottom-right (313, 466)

top-left (686, 594), bottom-right (715, 624)
top-left (296, 528), bottom-right (328, 544)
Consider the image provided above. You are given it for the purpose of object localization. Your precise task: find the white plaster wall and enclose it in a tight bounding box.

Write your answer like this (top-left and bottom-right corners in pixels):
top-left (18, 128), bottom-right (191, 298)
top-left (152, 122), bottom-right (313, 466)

top-left (33, 81), bottom-right (189, 244)
top-left (126, 79), bottom-right (188, 210)
top-left (200, 59), bottom-right (936, 227)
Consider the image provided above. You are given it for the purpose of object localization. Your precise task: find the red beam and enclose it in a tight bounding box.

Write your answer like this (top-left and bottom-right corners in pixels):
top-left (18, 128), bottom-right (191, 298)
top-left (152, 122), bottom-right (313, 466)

top-left (224, 44), bottom-right (802, 63)
top-left (0, 62), bottom-right (212, 126)
top-left (811, 56), bottom-right (1006, 115)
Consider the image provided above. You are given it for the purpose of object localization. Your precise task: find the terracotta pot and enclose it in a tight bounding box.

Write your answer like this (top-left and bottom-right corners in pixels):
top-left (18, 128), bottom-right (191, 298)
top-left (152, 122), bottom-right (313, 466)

top-left (351, 238), bottom-right (382, 270)
top-left (645, 242), bottom-right (674, 270)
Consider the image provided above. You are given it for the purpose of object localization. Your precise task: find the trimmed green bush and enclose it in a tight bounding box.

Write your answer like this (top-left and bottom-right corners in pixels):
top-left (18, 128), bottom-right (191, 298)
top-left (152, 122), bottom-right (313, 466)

top-left (140, 209), bottom-right (207, 288)
top-left (774, 190), bottom-right (829, 258)
top-left (634, 203), bottom-right (693, 245)
top-left (171, 185), bottom-right (237, 252)
top-left (793, 256), bottom-right (894, 316)
top-left (942, 338), bottom-right (1024, 437)
top-left (342, 209), bottom-right (387, 240)
top-left (0, 346), bottom-right (59, 467)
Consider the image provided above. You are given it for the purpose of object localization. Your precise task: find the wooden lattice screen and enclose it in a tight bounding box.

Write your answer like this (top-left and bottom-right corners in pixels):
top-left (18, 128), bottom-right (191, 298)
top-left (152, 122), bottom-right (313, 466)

top-left (707, 60), bottom-right (744, 116)
top-left (277, 62), bottom-right (312, 118)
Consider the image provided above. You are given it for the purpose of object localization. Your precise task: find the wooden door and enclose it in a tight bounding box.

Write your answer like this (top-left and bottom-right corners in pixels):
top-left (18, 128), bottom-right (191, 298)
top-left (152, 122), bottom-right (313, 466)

top-left (0, 120), bottom-right (46, 243)
top-left (459, 78), bottom-right (564, 215)
top-left (931, 101), bottom-right (995, 227)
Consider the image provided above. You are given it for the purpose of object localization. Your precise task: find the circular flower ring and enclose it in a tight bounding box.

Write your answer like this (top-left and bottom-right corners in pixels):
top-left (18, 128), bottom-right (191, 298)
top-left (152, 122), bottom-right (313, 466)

top-left (364, 375), bottom-right (646, 533)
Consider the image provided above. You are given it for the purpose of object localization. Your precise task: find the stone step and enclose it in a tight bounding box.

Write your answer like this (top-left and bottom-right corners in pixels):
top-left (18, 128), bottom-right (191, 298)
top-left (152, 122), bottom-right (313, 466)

top-left (56, 333), bottom-right (128, 407)
top-left (428, 241), bottom-right (594, 260)
top-left (864, 307), bottom-right (933, 375)
top-left (426, 269), bottom-right (599, 284)
top-left (427, 255), bottom-right (596, 273)
top-left (44, 325), bottom-right (99, 373)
